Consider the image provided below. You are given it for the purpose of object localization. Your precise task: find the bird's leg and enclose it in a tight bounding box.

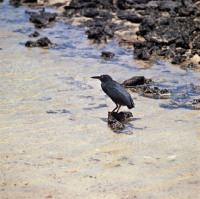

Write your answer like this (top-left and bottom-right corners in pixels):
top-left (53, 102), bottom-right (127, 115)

top-left (116, 105), bottom-right (121, 113)
top-left (111, 104), bottom-right (118, 113)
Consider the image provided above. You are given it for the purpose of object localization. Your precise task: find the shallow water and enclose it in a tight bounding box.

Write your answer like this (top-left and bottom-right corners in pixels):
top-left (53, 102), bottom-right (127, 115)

top-left (0, 1), bottom-right (200, 199)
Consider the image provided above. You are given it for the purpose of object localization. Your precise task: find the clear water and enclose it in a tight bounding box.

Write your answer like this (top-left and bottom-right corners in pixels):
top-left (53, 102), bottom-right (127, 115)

top-left (0, 1), bottom-right (200, 198)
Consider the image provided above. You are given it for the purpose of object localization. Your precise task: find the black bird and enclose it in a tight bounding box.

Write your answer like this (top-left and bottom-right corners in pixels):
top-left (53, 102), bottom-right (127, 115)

top-left (91, 75), bottom-right (135, 113)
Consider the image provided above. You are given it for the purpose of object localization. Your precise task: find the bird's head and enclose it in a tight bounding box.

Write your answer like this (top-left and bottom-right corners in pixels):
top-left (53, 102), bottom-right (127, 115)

top-left (91, 74), bottom-right (113, 82)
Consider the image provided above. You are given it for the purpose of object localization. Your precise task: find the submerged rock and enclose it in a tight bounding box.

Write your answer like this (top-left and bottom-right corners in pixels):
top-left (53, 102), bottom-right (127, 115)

top-left (143, 85), bottom-right (172, 99)
top-left (29, 31), bottom-right (39, 37)
top-left (191, 84), bottom-right (200, 92)
top-left (26, 8), bottom-right (57, 28)
top-left (170, 99), bottom-right (200, 110)
top-left (25, 37), bottom-right (57, 48)
top-left (9, 0), bottom-right (20, 7)
top-left (180, 63), bottom-right (199, 70)
top-left (101, 51), bottom-right (115, 60)
top-left (46, 109), bottom-right (71, 114)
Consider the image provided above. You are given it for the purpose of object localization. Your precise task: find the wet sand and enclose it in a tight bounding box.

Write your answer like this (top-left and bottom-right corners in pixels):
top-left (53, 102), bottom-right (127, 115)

top-left (0, 1), bottom-right (200, 199)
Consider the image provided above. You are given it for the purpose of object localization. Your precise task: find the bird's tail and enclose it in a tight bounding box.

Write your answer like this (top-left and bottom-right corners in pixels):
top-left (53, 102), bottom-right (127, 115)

top-left (128, 99), bottom-right (135, 109)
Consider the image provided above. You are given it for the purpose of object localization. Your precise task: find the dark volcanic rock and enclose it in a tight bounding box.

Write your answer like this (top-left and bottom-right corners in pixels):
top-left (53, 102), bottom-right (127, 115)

top-left (81, 8), bottom-right (99, 18)
top-left (108, 113), bottom-right (125, 131)
top-left (101, 51), bottom-right (115, 60)
top-left (169, 99), bottom-right (200, 110)
top-left (158, 1), bottom-right (182, 12)
top-left (117, 10), bottom-right (142, 23)
top-left (23, 0), bottom-right (37, 2)
top-left (133, 41), bottom-right (161, 60)
top-left (27, 9), bottom-right (57, 28)
top-left (136, 46), bottom-right (150, 60)
top-left (191, 84), bottom-right (200, 92)
top-left (172, 55), bottom-right (187, 64)
top-left (123, 76), bottom-right (152, 87)
top-left (86, 26), bottom-right (107, 44)
top-left (51, 2), bottom-right (65, 8)
top-left (143, 85), bottom-right (172, 99)
top-left (123, 76), bottom-right (171, 99)
top-left (136, 15), bottom-right (200, 63)
top-left (108, 111), bottom-right (133, 131)
top-left (110, 111), bottom-right (133, 122)
top-left (138, 17), bottom-right (195, 47)
top-left (85, 23), bottom-right (115, 44)
top-left (180, 63), bottom-right (199, 70)
top-left (25, 37), bottom-right (57, 48)
top-left (117, 0), bottom-right (151, 10)
top-left (64, 0), bottom-right (116, 14)
top-left (29, 31), bottom-right (39, 37)
top-left (59, 0), bottom-right (200, 64)
top-left (192, 34), bottom-right (200, 50)
top-left (9, 0), bottom-right (21, 7)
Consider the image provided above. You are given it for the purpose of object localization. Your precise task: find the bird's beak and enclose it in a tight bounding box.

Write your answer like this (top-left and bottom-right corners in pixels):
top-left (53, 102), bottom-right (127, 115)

top-left (91, 76), bottom-right (101, 79)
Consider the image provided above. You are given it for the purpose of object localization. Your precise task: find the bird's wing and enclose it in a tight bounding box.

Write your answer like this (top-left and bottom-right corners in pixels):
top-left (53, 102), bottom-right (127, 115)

top-left (103, 81), bottom-right (134, 107)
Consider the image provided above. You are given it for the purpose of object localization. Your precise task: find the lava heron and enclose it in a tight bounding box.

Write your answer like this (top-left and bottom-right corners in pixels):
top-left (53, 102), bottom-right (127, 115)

top-left (91, 74), bottom-right (135, 113)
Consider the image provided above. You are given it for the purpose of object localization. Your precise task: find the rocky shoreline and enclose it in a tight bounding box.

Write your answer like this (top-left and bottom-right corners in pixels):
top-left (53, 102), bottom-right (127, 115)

top-left (60, 0), bottom-right (200, 67)
top-left (10, 0), bottom-right (200, 68)
top-left (6, 0), bottom-right (200, 115)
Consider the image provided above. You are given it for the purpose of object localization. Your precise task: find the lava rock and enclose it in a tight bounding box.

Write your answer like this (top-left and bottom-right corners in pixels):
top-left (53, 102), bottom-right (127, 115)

top-left (101, 51), bottom-right (115, 60)
top-left (81, 8), bottom-right (99, 18)
top-left (64, 0), bottom-right (115, 11)
top-left (60, 0), bottom-right (200, 64)
top-left (29, 31), bottom-right (39, 37)
top-left (192, 34), bottom-right (200, 49)
top-left (134, 46), bottom-right (150, 60)
top-left (108, 111), bottom-right (133, 131)
top-left (143, 85), bottom-right (172, 98)
top-left (172, 55), bottom-right (187, 64)
top-left (133, 41), bottom-right (161, 60)
top-left (123, 76), bottom-right (152, 87)
top-left (25, 37), bottom-right (57, 48)
top-left (191, 84), bottom-right (200, 92)
top-left (86, 26), bottom-right (107, 44)
top-left (108, 113), bottom-right (125, 131)
top-left (51, 2), bottom-right (65, 8)
top-left (117, 10), bottom-right (143, 23)
top-left (170, 99), bottom-right (200, 110)
top-left (27, 9), bottom-right (57, 28)
top-left (110, 111), bottom-right (133, 122)
top-left (9, 0), bottom-right (21, 7)
top-left (180, 63), bottom-right (199, 70)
